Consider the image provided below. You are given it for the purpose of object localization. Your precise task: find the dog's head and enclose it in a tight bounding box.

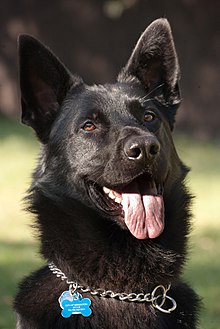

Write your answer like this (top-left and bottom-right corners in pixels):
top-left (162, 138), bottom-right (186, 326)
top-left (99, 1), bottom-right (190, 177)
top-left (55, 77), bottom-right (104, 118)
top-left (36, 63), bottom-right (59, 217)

top-left (18, 19), bottom-right (185, 241)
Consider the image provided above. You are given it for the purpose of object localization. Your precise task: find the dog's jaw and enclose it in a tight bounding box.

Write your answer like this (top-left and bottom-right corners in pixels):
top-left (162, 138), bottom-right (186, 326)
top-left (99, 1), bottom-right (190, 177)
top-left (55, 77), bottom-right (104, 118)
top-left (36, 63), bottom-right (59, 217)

top-left (87, 174), bottom-right (165, 240)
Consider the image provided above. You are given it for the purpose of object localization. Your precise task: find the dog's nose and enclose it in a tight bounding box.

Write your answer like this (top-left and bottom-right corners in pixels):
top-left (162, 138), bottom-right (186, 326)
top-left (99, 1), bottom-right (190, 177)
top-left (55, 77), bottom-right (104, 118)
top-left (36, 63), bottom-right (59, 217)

top-left (124, 137), bottom-right (160, 162)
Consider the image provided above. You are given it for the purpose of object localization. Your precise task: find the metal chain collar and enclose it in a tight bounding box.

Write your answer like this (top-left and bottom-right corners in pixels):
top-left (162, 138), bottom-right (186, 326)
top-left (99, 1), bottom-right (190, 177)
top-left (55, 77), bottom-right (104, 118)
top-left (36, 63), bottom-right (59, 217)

top-left (48, 262), bottom-right (177, 314)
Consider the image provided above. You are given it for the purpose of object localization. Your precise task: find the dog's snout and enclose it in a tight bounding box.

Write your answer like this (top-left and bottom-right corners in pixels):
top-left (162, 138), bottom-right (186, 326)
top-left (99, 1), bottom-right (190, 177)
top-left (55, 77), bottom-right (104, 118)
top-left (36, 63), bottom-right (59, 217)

top-left (124, 137), bottom-right (160, 162)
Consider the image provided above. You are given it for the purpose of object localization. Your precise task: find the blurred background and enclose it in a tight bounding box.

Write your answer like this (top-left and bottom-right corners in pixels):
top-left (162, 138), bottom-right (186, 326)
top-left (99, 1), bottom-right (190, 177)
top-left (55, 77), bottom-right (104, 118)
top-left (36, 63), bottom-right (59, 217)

top-left (0, 0), bottom-right (219, 328)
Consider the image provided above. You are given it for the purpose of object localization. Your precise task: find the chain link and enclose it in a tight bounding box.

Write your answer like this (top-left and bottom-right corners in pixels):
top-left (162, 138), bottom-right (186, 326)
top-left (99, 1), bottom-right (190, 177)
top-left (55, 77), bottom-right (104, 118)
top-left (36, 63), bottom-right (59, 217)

top-left (48, 262), bottom-right (177, 313)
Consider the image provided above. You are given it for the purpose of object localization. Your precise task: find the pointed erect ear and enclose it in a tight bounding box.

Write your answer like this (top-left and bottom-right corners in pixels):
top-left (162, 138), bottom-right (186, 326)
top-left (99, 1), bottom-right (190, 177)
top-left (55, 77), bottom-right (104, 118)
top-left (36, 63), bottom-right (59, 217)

top-left (18, 35), bottom-right (83, 142)
top-left (118, 18), bottom-right (181, 107)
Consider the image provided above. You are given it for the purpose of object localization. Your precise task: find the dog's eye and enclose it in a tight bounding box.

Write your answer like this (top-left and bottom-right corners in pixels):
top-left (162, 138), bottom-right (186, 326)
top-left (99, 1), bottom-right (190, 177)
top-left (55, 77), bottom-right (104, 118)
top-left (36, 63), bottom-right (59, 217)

top-left (144, 111), bottom-right (156, 122)
top-left (82, 121), bottom-right (96, 132)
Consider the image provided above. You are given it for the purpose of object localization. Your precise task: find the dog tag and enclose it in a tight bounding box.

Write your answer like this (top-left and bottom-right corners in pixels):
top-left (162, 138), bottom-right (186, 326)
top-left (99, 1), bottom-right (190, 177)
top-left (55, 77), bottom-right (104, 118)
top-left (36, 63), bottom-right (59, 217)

top-left (59, 290), bottom-right (92, 318)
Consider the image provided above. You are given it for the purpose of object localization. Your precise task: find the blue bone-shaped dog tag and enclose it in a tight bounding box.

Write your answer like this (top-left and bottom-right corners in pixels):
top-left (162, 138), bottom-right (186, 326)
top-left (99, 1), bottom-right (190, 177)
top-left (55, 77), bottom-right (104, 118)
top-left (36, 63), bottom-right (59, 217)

top-left (59, 291), bottom-right (92, 318)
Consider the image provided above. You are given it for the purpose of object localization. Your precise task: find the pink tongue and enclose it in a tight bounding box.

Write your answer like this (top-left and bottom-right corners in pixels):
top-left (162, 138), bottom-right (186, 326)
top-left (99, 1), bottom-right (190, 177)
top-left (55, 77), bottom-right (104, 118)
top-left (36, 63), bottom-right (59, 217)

top-left (121, 180), bottom-right (164, 239)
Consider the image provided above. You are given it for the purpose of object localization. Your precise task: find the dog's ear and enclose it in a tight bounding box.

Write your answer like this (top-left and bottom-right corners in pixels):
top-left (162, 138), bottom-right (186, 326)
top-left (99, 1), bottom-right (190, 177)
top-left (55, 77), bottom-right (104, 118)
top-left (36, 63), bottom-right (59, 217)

top-left (18, 35), bottom-right (83, 142)
top-left (118, 18), bottom-right (181, 125)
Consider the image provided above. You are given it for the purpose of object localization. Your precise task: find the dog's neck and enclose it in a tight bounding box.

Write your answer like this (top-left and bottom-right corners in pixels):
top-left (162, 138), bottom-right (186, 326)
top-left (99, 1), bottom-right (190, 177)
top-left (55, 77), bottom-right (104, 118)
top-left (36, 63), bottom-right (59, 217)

top-left (45, 229), bottom-right (179, 291)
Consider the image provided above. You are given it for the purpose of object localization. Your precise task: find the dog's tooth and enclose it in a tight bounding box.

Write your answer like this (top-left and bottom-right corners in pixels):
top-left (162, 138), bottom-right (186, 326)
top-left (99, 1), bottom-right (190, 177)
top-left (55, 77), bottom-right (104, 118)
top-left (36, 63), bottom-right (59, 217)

top-left (103, 186), bottom-right (110, 194)
top-left (103, 186), bottom-right (115, 200)
top-left (103, 186), bottom-right (121, 203)
top-left (108, 191), bottom-right (116, 200)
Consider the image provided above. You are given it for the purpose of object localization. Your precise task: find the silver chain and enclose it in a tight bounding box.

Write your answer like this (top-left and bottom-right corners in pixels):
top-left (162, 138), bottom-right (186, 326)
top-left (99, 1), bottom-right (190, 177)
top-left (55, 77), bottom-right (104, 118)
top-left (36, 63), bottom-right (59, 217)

top-left (48, 262), bottom-right (177, 314)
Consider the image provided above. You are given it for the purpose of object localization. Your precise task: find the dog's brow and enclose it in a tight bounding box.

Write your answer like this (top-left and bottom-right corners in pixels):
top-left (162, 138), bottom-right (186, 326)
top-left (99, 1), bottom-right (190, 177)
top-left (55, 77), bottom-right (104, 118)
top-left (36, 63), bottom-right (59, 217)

top-left (128, 98), bottom-right (145, 112)
top-left (77, 107), bottom-right (110, 125)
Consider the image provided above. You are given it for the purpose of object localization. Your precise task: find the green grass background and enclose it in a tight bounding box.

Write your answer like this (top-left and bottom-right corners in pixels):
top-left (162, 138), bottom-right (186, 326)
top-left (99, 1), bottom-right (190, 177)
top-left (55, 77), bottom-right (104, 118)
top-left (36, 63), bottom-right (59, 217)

top-left (0, 116), bottom-right (220, 328)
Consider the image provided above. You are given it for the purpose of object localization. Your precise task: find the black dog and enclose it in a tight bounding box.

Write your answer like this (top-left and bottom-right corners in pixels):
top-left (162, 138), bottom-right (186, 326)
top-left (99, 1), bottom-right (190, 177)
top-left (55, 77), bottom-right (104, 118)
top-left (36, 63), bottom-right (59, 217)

top-left (14, 19), bottom-right (200, 328)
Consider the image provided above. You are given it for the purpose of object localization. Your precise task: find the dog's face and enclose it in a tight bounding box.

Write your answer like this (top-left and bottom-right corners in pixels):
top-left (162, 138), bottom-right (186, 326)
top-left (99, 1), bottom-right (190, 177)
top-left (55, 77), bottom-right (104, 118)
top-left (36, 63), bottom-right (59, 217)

top-left (18, 19), bottom-right (183, 241)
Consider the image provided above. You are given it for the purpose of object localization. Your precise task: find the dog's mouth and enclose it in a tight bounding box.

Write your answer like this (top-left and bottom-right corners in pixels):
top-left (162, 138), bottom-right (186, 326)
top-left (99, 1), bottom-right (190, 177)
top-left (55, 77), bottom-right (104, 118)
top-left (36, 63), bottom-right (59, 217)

top-left (88, 174), bottom-right (165, 240)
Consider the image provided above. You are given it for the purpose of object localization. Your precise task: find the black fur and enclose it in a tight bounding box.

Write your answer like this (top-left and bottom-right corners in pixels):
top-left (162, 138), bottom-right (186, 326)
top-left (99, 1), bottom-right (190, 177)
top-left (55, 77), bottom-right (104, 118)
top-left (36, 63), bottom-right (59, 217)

top-left (14, 19), bottom-right (200, 328)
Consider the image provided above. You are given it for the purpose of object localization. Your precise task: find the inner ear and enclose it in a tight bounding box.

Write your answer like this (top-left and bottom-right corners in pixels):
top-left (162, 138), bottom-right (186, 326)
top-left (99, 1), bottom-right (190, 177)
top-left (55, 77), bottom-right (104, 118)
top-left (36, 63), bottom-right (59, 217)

top-left (137, 57), bottom-right (163, 92)
top-left (30, 76), bottom-right (59, 114)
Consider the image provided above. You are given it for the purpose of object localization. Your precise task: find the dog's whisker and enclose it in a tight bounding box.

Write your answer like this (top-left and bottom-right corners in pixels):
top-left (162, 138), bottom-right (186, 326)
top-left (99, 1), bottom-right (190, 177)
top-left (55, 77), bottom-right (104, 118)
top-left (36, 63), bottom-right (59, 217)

top-left (139, 83), bottom-right (165, 102)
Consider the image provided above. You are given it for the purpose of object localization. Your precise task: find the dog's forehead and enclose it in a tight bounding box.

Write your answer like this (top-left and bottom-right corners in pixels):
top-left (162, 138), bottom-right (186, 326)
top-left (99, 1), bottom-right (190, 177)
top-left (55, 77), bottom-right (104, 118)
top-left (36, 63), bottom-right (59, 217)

top-left (79, 83), bottom-right (145, 116)
top-left (89, 83), bottom-right (143, 102)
